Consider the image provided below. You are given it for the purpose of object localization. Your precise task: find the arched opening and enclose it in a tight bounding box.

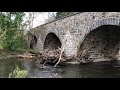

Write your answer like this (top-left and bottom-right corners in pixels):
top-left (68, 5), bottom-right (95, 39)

top-left (78, 25), bottom-right (120, 61)
top-left (44, 33), bottom-right (61, 50)
top-left (30, 35), bottom-right (37, 49)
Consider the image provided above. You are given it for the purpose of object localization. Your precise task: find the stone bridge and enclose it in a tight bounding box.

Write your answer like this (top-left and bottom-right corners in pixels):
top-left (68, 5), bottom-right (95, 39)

top-left (26, 12), bottom-right (120, 60)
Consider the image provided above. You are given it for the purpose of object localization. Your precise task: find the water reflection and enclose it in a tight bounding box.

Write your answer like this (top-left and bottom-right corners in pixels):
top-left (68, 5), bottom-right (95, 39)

top-left (1, 58), bottom-right (120, 78)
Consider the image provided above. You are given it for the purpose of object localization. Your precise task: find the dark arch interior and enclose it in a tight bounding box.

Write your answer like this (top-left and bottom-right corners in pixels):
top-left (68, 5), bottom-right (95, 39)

top-left (44, 33), bottom-right (61, 50)
top-left (30, 35), bottom-right (37, 49)
top-left (78, 25), bottom-right (120, 60)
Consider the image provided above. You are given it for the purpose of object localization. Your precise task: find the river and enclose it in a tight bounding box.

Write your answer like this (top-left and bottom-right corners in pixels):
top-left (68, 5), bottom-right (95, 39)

top-left (1, 58), bottom-right (120, 78)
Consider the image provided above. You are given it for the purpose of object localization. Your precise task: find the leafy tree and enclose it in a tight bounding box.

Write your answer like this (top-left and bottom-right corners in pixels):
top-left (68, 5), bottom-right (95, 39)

top-left (0, 12), bottom-right (24, 30)
top-left (0, 12), bottom-right (28, 51)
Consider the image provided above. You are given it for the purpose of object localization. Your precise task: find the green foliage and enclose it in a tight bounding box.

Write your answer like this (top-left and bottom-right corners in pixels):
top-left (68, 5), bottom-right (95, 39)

top-left (2, 31), bottom-right (28, 51)
top-left (11, 35), bottom-right (28, 51)
top-left (0, 12), bottom-right (28, 51)
top-left (0, 12), bottom-right (25, 30)
top-left (9, 66), bottom-right (28, 78)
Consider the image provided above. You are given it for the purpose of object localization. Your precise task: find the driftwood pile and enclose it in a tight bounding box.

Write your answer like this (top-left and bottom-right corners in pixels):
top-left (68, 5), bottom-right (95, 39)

top-left (35, 48), bottom-right (68, 68)
top-left (13, 52), bottom-right (35, 59)
top-left (78, 50), bottom-right (94, 64)
top-left (11, 48), bottom-right (96, 66)
top-left (11, 47), bottom-right (98, 67)
top-left (35, 48), bottom-right (96, 68)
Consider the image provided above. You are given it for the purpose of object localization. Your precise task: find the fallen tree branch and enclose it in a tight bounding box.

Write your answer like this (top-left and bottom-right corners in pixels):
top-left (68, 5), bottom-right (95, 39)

top-left (54, 47), bottom-right (64, 67)
top-left (41, 61), bottom-right (47, 69)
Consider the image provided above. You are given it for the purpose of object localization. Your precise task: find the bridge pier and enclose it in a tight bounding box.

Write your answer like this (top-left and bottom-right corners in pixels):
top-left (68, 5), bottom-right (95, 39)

top-left (63, 30), bottom-right (77, 58)
top-left (33, 36), bottom-right (44, 53)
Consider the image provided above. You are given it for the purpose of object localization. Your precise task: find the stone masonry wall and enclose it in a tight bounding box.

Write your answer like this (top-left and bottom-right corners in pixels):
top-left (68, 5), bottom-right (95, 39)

top-left (78, 25), bottom-right (120, 60)
top-left (27, 12), bottom-right (120, 57)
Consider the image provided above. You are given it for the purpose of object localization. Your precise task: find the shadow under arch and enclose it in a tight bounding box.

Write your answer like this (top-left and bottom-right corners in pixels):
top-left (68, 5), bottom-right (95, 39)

top-left (77, 25), bottom-right (120, 60)
top-left (44, 33), bottom-right (62, 50)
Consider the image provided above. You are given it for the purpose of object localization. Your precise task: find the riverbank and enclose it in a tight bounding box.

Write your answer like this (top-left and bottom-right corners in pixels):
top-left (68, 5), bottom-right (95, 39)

top-left (0, 49), bottom-right (16, 59)
top-left (0, 49), bottom-right (35, 60)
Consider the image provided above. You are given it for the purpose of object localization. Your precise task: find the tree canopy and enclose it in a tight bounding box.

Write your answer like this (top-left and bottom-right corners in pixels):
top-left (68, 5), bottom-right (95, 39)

top-left (0, 12), bottom-right (25, 31)
top-left (0, 12), bottom-right (28, 51)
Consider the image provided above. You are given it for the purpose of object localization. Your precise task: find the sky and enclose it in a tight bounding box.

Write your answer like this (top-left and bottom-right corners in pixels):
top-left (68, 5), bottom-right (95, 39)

top-left (23, 12), bottom-right (56, 29)
top-left (31, 13), bottom-right (49, 28)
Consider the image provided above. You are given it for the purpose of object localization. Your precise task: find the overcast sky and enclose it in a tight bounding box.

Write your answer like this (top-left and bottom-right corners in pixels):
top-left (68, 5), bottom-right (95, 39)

top-left (24, 12), bottom-right (56, 28)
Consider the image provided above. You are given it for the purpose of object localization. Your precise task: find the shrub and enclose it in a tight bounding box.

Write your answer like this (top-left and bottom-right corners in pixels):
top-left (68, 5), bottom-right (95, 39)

top-left (9, 66), bottom-right (28, 78)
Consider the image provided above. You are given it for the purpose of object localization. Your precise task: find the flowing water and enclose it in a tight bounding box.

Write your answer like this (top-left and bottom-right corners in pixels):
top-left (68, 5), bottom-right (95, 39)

top-left (1, 58), bottom-right (120, 78)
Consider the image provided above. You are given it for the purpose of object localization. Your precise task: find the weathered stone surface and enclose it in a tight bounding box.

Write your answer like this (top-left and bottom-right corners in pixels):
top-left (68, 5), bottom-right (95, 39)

top-left (26, 12), bottom-right (120, 58)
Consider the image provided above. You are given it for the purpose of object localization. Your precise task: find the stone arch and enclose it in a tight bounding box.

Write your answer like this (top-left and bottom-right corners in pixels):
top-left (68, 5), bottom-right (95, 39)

top-left (30, 35), bottom-right (37, 49)
top-left (78, 18), bottom-right (120, 60)
top-left (43, 32), bottom-right (62, 50)
top-left (84, 18), bottom-right (120, 42)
